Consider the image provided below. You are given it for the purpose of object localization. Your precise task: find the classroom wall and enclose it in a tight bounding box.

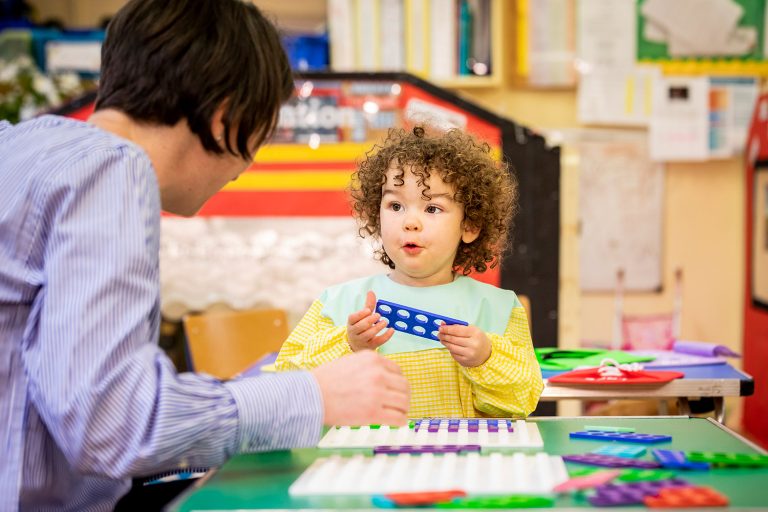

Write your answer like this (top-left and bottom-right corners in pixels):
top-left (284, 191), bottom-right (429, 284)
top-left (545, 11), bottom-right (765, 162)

top-left (26, 0), bottom-right (750, 428)
top-left (455, 86), bottom-right (746, 427)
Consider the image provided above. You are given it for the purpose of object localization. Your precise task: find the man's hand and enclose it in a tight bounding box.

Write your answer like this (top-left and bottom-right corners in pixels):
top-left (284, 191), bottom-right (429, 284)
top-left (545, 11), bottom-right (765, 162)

top-left (438, 324), bottom-right (492, 368)
top-left (310, 350), bottom-right (410, 426)
top-left (346, 291), bottom-right (394, 352)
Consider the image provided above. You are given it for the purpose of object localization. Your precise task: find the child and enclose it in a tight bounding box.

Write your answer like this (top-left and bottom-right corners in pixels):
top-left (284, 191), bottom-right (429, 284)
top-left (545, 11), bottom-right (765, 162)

top-left (275, 126), bottom-right (543, 418)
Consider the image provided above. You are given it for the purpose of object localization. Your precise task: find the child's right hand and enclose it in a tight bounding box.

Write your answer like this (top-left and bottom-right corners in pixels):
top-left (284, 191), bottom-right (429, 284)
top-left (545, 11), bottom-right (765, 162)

top-left (346, 291), bottom-right (394, 352)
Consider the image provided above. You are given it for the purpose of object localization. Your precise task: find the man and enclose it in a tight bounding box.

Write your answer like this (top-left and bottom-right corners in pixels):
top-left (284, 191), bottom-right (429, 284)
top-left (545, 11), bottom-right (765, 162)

top-left (0, 1), bottom-right (409, 510)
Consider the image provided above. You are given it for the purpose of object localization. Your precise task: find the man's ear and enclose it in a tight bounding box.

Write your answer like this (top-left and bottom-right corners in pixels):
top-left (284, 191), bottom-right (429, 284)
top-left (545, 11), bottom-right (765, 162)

top-left (461, 223), bottom-right (480, 244)
top-left (210, 101), bottom-right (229, 146)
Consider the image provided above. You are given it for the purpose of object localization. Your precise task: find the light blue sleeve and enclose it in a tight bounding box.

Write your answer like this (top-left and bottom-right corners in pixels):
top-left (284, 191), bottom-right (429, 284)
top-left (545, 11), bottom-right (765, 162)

top-left (24, 147), bottom-right (322, 478)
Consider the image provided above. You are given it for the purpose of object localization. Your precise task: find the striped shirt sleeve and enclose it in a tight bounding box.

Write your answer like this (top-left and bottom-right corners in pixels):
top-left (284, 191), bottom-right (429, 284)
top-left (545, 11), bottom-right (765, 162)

top-left (25, 146), bottom-right (322, 479)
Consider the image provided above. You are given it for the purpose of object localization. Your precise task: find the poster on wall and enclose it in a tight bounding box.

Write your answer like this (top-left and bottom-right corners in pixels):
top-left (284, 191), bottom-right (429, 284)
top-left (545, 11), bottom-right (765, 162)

top-left (754, 164), bottom-right (768, 309)
top-left (637, 0), bottom-right (768, 75)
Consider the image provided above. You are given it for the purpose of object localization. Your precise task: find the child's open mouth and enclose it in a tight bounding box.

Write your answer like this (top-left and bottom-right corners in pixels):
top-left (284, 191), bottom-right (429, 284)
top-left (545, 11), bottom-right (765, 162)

top-left (403, 243), bottom-right (422, 255)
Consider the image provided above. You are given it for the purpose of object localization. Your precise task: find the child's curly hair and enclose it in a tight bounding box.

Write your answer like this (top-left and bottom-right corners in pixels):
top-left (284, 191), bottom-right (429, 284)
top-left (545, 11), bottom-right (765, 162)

top-left (350, 126), bottom-right (518, 274)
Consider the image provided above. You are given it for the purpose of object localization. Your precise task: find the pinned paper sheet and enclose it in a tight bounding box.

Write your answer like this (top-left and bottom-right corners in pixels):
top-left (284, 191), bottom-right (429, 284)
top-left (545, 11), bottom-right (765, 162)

top-left (649, 76), bottom-right (709, 161)
top-left (640, 0), bottom-right (749, 57)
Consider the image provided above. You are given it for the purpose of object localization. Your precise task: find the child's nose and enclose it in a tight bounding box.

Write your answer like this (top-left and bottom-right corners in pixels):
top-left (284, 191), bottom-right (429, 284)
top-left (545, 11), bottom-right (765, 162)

top-left (404, 215), bottom-right (421, 231)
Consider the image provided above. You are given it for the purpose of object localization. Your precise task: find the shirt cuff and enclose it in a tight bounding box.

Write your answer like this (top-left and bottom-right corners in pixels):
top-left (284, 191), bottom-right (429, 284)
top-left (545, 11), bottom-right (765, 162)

top-left (224, 370), bottom-right (323, 453)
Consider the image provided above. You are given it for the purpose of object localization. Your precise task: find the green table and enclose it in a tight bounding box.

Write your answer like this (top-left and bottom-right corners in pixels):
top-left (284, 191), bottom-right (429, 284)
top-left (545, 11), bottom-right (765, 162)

top-left (167, 417), bottom-right (768, 510)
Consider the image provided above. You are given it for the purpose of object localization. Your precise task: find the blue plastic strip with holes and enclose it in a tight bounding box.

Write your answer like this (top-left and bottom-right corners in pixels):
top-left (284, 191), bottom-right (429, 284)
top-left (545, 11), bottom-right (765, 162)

top-left (375, 299), bottom-right (467, 342)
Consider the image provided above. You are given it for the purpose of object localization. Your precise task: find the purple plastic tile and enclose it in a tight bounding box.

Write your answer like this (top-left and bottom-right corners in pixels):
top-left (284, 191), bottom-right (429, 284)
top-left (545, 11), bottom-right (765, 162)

top-left (569, 431), bottom-right (672, 444)
top-left (588, 478), bottom-right (689, 507)
top-left (652, 449), bottom-right (710, 470)
top-left (563, 453), bottom-right (661, 469)
top-left (373, 444), bottom-right (481, 455)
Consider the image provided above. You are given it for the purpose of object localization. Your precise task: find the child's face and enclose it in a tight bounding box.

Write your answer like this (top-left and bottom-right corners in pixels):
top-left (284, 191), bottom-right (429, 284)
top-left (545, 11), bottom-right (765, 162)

top-left (379, 164), bottom-right (479, 287)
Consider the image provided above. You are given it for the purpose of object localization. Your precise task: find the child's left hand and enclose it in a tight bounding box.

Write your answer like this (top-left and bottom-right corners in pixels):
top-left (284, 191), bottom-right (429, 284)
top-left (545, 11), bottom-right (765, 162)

top-left (437, 324), bottom-right (491, 368)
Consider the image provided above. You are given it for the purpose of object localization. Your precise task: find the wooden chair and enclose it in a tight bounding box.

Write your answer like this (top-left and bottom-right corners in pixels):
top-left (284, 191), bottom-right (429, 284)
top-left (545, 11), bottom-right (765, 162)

top-left (182, 308), bottom-right (289, 380)
top-left (518, 294), bottom-right (531, 330)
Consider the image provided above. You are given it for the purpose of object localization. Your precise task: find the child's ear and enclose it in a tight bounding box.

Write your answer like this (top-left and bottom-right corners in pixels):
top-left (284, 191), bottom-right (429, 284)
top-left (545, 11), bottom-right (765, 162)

top-left (461, 224), bottom-right (481, 244)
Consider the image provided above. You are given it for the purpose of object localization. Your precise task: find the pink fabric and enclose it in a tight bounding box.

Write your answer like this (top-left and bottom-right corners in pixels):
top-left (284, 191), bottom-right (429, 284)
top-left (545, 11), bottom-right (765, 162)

top-left (621, 313), bottom-right (676, 350)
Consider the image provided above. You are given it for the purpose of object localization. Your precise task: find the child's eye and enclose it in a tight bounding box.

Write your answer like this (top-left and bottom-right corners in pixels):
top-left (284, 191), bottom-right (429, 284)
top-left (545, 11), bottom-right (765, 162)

top-left (389, 202), bottom-right (402, 212)
top-left (426, 205), bottom-right (443, 214)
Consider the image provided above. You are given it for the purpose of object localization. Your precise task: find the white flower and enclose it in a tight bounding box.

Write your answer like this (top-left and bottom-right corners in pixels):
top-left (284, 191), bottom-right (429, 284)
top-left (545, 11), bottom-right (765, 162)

top-left (19, 99), bottom-right (38, 121)
top-left (57, 73), bottom-right (81, 95)
top-left (0, 61), bottom-right (20, 82)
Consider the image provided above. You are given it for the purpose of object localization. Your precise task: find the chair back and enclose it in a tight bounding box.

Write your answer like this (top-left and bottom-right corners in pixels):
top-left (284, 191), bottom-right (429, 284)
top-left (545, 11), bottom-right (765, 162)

top-left (183, 308), bottom-right (289, 379)
top-left (518, 294), bottom-right (532, 330)
top-left (613, 268), bottom-right (683, 350)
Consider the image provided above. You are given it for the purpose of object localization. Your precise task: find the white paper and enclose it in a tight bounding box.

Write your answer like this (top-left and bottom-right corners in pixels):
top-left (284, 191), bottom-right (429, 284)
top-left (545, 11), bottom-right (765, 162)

top-left (649, 76), bottom-right (710, 161)
top-left (709, 77), bottom-right (759, 158)
top-left (527, 0), bottom-right (576, 86)
top-left (576, 131), bottom-right (664, 291)
top-left (45, 41), bottom-right (101, 73)
top-left (576, 0), bottom-right (635, 71)
top-left (641, 0), bottom-right (743, 52)
top-left (578, 66), bottom-right (660, 126)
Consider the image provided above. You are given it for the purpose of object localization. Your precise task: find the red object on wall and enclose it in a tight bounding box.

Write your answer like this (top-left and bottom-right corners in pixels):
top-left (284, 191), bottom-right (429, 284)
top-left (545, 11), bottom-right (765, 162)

top-left (743, 93), bottom-right (768, 449)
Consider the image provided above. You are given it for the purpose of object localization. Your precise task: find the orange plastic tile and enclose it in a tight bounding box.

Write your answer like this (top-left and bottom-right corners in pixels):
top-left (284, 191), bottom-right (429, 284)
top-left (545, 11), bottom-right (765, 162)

top-left (644, 486), bottom-right (729, 508)
top-left (385, 489), bottom-right (467, 506)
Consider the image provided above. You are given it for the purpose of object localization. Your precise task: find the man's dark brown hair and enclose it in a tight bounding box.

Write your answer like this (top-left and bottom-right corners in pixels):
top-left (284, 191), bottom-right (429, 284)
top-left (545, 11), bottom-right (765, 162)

top-left (96, 0), bottom-right (293, 160)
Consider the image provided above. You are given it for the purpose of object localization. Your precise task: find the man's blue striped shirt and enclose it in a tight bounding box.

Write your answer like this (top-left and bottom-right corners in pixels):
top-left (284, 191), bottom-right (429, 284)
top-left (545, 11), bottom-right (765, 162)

top-left (0, 115), bottom-right (323, 511)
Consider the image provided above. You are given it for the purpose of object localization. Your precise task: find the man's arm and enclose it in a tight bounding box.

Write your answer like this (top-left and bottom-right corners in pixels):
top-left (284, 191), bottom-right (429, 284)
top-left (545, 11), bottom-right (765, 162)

top-left (24, 148), bottom-right (323, 478)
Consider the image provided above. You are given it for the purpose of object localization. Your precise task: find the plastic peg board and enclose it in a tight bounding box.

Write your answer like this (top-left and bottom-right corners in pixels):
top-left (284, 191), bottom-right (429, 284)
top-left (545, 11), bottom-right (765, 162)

top-left (562, 453), bottom-right (661, 469)
top-left (436, 494), bottom-right (556, 508)
top-left (318, 420), bottom-right (542, 449)
top-left (644, 486), bottom-right (729, 508)
top-left (588, 478), bottom-right (690, 507)
top-left (593, 445), bottom-right (647, 458)
top-left (414, 418), bottom-right (514, 433)
top-left (652, 449), bottom-right (710, 471)
top-left (569, 431), bottom-right (672, 444)
top-left (375, 299), bottom-right (467, 341)
top-left (289, 452), bottom-right (569, 496)
top-left (552, 469), bottom-right (621, 492)
top-left (372, 489), bottom-right (466, 507)
top-left (686, 451), bottom-right (768, 468)
top-left (373, 444), bottom-right (481, 455)
top-left (617, 468), bottom-right (678, 482)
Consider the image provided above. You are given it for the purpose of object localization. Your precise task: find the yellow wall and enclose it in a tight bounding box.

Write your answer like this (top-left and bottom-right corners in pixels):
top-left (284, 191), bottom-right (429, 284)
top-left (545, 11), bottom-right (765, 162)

top-left (456, 85), bottom-right (746, 425)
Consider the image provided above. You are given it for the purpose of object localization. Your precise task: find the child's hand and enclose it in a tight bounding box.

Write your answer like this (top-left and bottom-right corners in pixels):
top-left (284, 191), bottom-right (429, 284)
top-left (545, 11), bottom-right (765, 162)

top-left (346, 291), bottom-right (394, 352)
top-left (438, 324), bottom-right (491, 367)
